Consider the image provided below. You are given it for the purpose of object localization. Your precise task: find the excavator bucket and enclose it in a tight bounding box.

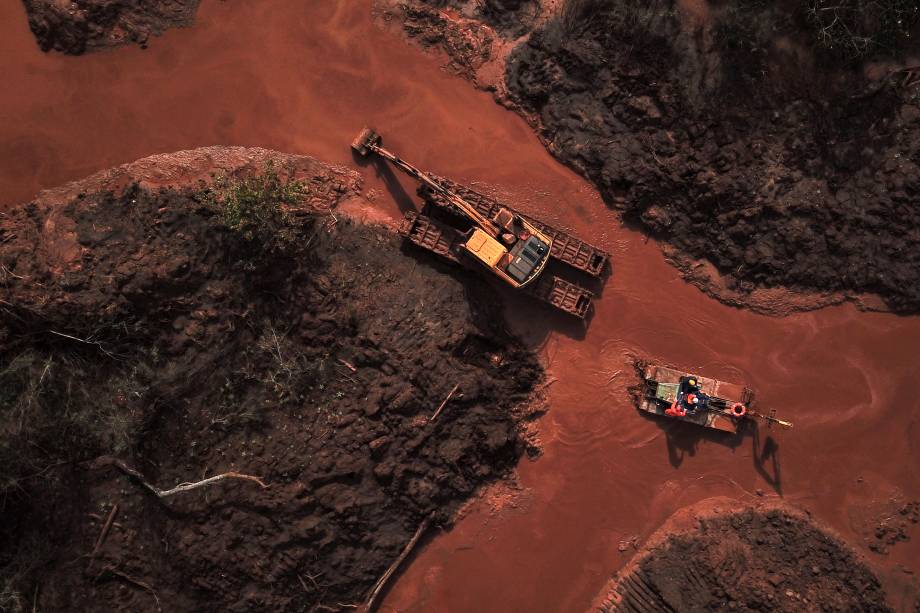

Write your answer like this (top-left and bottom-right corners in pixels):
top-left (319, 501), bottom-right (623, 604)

top-left (351, 127), bottom-right (380, 157)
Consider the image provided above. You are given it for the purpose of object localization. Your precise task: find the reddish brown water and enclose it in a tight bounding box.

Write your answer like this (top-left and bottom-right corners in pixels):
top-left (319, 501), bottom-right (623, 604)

top-left (2, 1), bottom-right (919, 610)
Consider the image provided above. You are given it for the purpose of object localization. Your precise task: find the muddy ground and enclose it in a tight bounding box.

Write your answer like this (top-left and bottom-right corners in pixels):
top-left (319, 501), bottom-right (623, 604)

top-left (24, 1), bottom-right (920, 315)
top-left (386, 0), bottom-right (920, 314)
top-left (0, 148), bottom-right (542, 611)
top-left (22, 0), bottom-right (201, 54)
top-left (592, 499), bottom-right (892, 613)
top-left (6, 2), bottom-right (920, 611)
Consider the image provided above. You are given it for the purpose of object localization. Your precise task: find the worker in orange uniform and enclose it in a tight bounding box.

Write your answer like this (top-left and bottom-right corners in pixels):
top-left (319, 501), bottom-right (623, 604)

top-left (666, 377), bottom-right (708, 417)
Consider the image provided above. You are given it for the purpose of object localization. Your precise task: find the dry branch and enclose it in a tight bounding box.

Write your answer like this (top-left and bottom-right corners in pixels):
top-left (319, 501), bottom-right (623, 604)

top-left (338, 358), bottom-right (358, 372)
top-left (362, 515), bottom-right (432, 613)
top-left (91, 456), bottom-right (268, 498)
top-left (429, 384), bottom-right (460, 423)
top-left (88, 504), bottom-right (119, 569)
top-left (47, 329), bottom-right (116, 358)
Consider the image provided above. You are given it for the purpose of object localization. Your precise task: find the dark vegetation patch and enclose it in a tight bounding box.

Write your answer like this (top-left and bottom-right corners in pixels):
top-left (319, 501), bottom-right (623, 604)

top-left (0, 169), bottom-right (541, 610)
top-left (598, 507), bottom-right (891, 612)
top-left (805, 0), bottom-right (920, 60)
top-left (505, 0), bottom-right (920, 311)
top-left (21, 0), bottom-right (201, 54)
top-left (476, 0), bottom-right (541, 38)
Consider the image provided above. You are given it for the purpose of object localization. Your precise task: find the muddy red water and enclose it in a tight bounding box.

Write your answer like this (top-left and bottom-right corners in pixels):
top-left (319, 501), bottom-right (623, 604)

top-left (2, 1), bottom-right (918, 611)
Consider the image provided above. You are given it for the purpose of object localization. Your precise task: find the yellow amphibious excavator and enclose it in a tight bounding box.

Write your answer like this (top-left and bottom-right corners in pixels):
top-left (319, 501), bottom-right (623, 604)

top-left (353, 127), bottom-right (552, 288)
top-left (352, 128), bottom-right (609, 318)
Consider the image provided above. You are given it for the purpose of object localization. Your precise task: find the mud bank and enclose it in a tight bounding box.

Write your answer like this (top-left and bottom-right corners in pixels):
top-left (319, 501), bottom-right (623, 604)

top-left (386, 0), bottom-right (920, 314)
top-left (22, 0), bottom-right (200, 54)
top-left (379, 0), bottom-right (541, 84)
top-left (592, 498), bottom-right (890, 612)
top-left (0, 148), bottom-right (542, 611)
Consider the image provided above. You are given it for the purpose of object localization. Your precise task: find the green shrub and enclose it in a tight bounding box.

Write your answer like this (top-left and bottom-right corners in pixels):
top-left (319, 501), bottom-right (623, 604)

top-left (203, 162), bottom-right (307, 252)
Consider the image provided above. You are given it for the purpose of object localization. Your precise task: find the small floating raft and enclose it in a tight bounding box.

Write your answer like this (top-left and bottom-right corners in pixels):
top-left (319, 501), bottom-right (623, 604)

top-left (635, 363), bottom-right (756, 433)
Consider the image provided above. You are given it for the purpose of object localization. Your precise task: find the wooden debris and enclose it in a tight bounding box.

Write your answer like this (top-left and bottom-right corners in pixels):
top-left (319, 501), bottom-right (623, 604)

top-left (361, 515), bottom-right (432, 612)
top-left (88, 504), bottom-right (119, 569)
top-left (92, 456), bottom-right (268, 498)
top-left (429, 384), bottom-right (460, 423)
top-left (338, 358), bottom-right (358, 372)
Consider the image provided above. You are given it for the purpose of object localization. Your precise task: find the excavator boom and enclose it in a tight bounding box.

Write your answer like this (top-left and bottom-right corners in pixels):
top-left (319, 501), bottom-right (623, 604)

top-left (352, 128), bottom-right (500, 237)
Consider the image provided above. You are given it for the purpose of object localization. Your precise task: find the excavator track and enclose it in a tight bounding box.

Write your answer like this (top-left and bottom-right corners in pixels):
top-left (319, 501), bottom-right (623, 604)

top-left (398, 212), bottom-right (594, 319)
top-left (422, 176), bottom-right (610, 278)
top-left (525, 273), bottom-right (593, 319)
top-left (397, 212), bottom-right (462, 264)
top-left (602, 569), bottom-right (676, 613)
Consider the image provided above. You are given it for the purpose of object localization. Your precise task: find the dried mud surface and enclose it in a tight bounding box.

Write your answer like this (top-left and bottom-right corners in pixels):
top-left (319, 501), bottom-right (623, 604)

top-left (389, 0), bottom-right (920, 314)
top-left (22, 0), bottom-right (201, 54)
top-left (0, 148), bottom-right (542, 611)
top-left (592, 499), bottom-right (892, 613)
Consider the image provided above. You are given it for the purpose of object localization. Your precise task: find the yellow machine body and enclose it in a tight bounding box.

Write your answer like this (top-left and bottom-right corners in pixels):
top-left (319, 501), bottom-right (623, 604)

top-left (465, 229), bottom-right (506, 268)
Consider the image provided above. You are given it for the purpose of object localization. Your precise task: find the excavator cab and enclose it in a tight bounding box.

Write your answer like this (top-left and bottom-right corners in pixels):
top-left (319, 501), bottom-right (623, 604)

top-left (505, 235), bottom-right (549, 283)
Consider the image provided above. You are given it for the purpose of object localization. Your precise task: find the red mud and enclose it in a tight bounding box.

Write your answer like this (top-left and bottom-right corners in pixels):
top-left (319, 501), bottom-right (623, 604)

top-left (1, 1), bottom-right (919, 611)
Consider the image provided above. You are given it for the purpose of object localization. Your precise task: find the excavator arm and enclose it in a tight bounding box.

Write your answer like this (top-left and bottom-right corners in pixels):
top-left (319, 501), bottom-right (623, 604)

top-left (352, 128), bottom-right (501, 237)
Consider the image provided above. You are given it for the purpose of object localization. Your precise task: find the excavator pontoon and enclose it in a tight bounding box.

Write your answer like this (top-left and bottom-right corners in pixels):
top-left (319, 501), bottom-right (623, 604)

top-left (351, 128), bottom-right (609, 318)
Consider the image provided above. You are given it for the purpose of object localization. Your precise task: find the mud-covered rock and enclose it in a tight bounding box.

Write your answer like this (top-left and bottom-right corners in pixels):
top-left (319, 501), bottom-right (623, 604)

top-left (22, 0), bottom-right (201, 54)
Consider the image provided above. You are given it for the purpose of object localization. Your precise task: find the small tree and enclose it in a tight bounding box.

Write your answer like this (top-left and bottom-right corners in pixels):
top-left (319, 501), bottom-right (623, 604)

top-left (204, 162), bottom-right (307, 254)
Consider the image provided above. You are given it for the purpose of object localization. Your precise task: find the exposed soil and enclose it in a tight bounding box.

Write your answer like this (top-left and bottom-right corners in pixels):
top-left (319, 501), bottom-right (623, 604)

top-left (22, 0), bottom-right (201, 54)
top-left (387, 0), bottom-right (920, 314)
top-left (0, 147), bottom-right (542, 611)
top-left (592, 498), bottom-right (892, 613)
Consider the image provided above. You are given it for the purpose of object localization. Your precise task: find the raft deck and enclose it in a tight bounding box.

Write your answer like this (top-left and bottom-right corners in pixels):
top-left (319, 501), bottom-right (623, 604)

top-left (637, 364), bottom-right (754, 433)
